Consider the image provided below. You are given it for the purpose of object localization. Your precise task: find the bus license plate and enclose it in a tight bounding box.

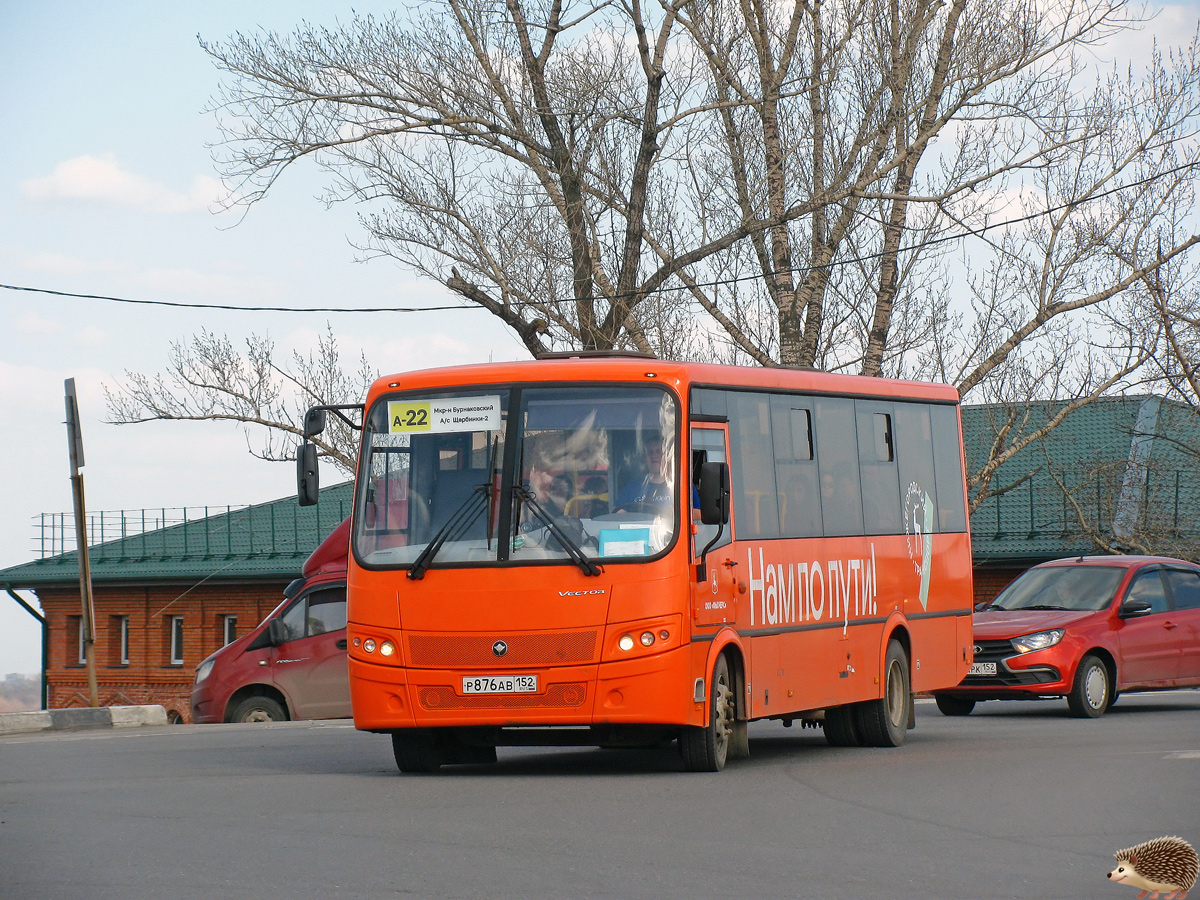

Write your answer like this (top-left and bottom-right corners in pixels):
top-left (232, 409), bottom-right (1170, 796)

top-left (969, 662), bottom-right (997, 675)
top-left (462, 674), bottom-right (538, 694)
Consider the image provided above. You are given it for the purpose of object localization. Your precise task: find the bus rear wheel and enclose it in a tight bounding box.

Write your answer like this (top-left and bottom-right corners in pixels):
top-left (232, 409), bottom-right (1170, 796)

top-left (823, 704), bottom-right (863, 746)
top-left (681, 655), bottom-right (735, 772)
top-left (857, 640), bottom-right (910, 747)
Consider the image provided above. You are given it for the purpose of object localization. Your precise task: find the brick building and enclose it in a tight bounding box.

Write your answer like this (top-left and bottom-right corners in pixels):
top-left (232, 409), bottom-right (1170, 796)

top-left (0, 484), bottom-right (351, 722)
top-left (963, 396), bottom-right (1200, 601)
top-left (3, 395), bottom-right (1199, 716)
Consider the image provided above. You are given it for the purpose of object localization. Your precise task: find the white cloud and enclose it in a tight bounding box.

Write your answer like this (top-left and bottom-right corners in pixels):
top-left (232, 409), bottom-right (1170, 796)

top-left (14, 311), bottom-right (64, 337)
top-left (21, 154), bottom-right (227, 214)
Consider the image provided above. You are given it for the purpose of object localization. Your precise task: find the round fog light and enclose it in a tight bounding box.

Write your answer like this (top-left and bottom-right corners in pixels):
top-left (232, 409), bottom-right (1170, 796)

top-left (363, 639), bottom-right (377, 653)
top-left (640, 631), bottom-right (655, 647)
top-left (659, 630), bottom-right (670, 641)
top-left (380, 641), bottom-right (396, 657)
top-left (619, 634), bottom-right (635, 651)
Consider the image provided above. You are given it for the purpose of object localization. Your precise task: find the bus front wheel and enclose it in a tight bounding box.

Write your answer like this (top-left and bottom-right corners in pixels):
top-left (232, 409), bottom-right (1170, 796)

top-left (681, 655), bottom-right (735, 772)
top-left (392, 730), bottom-right (443, 774)
top-left (857, 640), bottom-right (910, 747)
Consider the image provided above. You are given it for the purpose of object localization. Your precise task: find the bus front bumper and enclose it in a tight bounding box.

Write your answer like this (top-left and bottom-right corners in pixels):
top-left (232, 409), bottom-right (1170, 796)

top-left (349, 643), bottom-right (698, 732)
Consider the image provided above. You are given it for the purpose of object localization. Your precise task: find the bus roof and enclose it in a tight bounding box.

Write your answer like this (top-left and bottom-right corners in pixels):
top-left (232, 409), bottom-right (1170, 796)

top-left (367, 356), bottom-right (960, 405)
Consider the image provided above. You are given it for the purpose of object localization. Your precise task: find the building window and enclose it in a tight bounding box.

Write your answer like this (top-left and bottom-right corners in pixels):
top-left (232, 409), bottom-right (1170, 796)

top-left (169, 616), bottom-right (185, 665)
top-left (69, 615), bottom-right (84, 665)
top-left (222, 615), bottom-right (237, 645)
top-left (110, 615), bottom-right (130, 666)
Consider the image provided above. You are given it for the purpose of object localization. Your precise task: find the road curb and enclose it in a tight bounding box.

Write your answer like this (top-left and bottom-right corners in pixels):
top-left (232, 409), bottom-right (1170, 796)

top-left (0, 705), bottom-right (169, 735)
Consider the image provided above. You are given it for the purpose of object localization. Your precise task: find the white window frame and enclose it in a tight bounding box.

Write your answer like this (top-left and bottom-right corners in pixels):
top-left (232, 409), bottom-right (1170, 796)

top-left (170, 615), bottom-right (185, 665)
top-left (222, 615), bottom-right (237, 646)
top-left (117, 615), bottom-right (129, 666)
top-left (73, 615), bottom-right (85, 665)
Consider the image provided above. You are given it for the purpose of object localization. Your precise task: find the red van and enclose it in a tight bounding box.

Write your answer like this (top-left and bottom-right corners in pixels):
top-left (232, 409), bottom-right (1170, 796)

top-left (191, 519), bottom-right (352, 723)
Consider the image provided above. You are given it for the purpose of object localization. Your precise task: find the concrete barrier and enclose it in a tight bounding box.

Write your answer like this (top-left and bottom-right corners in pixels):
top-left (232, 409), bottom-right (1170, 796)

top-left (0, 705), bottom-right (169, 736)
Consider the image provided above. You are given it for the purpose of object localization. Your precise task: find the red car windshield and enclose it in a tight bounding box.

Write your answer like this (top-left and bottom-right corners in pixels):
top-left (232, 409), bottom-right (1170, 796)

top-left (988, 565), bottom-right (1126, 612)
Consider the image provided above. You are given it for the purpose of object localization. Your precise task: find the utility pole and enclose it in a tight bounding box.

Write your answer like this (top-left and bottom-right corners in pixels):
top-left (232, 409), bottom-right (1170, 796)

top-left (65, 378), bottom-right (99, 708)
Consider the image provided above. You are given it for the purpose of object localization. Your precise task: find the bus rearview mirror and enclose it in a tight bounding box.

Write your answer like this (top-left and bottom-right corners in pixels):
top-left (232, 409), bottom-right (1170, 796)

top-left (297, 442), bottom-right (320, 507)
top-left (698, 461), bottom-right (730, 525)
top-left (303, 407), bottom-right (328, 438)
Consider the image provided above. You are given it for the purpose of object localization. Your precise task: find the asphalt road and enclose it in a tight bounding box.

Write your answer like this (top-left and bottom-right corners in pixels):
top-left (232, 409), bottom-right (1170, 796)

top-left (1, 692), bottom-right (1197, 900)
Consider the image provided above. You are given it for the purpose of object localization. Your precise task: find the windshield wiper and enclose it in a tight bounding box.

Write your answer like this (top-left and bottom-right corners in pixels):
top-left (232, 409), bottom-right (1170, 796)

top-left (515, 486), bottom-right (602, 577)
top-left (1015, 604), bottom-right (1070, 611)
top-left (407, 483), bottom-right (491, 581)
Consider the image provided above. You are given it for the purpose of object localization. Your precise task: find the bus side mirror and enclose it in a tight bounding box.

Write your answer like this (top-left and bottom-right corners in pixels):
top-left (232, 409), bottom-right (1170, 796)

top-left (698, 461), bottom-right (730, 526)
top-left (303, 407), bottom-right (328, 438)
top-left (297, 442), bottom-right (320, 507)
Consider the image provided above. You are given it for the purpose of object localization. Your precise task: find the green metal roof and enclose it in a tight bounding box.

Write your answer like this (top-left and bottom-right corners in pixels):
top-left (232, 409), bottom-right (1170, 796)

top-left (963, 396), bottom-right (1200, 565)
top-left (7, 395), bottom-right (1199, 586)
top-left (0, 483), bottom-right (353, 589)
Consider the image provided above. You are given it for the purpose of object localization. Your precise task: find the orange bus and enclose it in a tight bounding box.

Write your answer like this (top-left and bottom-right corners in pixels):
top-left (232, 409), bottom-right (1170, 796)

top-left (297, 352), bottom-right (973, 772)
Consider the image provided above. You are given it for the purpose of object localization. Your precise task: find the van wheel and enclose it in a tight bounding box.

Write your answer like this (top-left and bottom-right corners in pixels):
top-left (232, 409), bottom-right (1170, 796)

top-left (680, 654), bottom-right (735, 772)
top-left (392, 730), bottom-right (443, 773)
top-left (1067, 655), bottom-right (1110, 718)
top-left (230, 696), bottom-right (287, 723)
top-left (935, 695), bottom-right (976, 717)
top-left (858, 641), bottom-right (910, 747)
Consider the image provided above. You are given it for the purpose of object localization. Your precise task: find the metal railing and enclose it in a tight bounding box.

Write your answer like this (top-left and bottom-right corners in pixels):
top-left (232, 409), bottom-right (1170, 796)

top-left (33, 507), bottom-right (252, 559)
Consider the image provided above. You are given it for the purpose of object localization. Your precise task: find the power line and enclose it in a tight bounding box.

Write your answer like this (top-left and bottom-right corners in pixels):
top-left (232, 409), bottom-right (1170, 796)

top-left (0, 282), bottom-right (474, 313)
top-left (4, 161), bottom-right (1196, 314)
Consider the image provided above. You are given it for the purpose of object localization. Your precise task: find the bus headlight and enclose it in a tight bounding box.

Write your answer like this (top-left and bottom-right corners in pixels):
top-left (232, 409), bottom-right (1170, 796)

top-left (640, 632), bottom-right (655, 647)
top-left (619, 634), bottom-right (635, 651)
top-left (380, 640), bottom-right (396, 657)
top-left (364, 639), bottom-right (377, 653)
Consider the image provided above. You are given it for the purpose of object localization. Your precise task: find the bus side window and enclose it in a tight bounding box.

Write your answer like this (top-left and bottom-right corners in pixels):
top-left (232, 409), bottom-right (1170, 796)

top-left (770, 395), bottom-right (820, 538)
top-left (930, 403), bottom-right (968, 532)
top-left (814, 397), bottom-right (864, 536)
top-left (690, 426), bottom-right (730, 551)
top-left (729, 392), bottom-right (780, 539)
top-left (856, 402), bottom-right (901, 535)
top-left (894, 402), bottom-right (939, 532)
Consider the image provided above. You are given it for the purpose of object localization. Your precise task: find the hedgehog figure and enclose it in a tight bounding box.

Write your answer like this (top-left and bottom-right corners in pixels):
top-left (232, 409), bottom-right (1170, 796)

top-left (1107, 836), bottom-right (1198, 900)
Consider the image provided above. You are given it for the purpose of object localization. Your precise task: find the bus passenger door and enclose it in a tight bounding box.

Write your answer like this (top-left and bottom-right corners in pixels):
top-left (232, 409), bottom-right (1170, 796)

top-left (691, 425), bottom-right (738, 626)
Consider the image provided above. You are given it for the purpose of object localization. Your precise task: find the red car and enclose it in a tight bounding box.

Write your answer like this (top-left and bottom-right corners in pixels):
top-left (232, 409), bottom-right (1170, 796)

top-left (934, 555), bottom-right (1200, 717)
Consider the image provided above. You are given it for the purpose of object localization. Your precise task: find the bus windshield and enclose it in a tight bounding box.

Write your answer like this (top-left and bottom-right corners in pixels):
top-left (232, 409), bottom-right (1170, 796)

top-left (354, 384), bottom-right (679, 569)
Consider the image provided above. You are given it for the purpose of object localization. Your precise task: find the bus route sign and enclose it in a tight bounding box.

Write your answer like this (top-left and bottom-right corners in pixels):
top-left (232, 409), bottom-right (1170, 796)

top-left (388, 396), bottom-right (502, 434)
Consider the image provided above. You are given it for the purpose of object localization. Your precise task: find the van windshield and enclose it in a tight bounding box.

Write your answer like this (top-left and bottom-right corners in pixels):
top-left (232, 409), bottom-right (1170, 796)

top-left (353, 384), bottom-right (678, 570)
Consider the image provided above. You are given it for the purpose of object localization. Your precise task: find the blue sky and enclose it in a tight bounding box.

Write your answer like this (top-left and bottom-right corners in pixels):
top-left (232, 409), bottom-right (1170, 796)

top-left (0, 2), bottom-right (523, 675)
top-left (1, 2), bottom-right (1199, 676)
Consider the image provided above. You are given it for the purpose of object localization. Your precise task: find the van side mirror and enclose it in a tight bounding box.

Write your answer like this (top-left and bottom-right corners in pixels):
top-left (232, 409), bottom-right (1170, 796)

top-left (698, 461), bottom-right (730, 526)
top-left (303, 407), bottom-right (328, 438)
top-left (297, 442), bottom-right (320, 507)
top-left (247, 617), bottom-right (288, 651)
top-left (1119, 598), bottom-right (1153, 618)
top-left (267, 618), bottom-right (288, 646)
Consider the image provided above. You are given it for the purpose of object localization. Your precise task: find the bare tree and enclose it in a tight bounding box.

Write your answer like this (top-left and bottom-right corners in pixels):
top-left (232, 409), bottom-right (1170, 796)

top-left (113, 2), bottom-right (1200, 501)
top-left (104, 327), bottom-right (373, 475)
